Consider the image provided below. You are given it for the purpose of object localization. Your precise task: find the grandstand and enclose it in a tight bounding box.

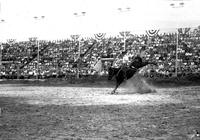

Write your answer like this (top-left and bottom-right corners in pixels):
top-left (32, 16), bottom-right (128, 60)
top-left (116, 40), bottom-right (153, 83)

top-left (0, 26), bottom-right (200, 80)
top-left (0, 0), bottom-right (200, 81)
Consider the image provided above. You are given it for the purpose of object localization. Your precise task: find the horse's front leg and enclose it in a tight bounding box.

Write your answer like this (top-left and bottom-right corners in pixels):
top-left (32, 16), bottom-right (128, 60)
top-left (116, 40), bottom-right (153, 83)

top-left (111, 84), bottom-right (118, 94)
top-left (111, 81), bottom-right (121, 94)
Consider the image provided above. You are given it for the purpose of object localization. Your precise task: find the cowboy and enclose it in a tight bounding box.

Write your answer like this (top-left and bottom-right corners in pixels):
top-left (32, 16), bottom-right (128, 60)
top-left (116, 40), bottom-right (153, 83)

top-left (119, 52), bottom-right (129, 80)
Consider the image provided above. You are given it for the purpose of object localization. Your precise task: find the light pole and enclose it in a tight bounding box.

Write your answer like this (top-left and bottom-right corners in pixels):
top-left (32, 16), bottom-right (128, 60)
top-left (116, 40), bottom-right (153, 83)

top-left (73, 11), bottom-right (86, 58)
top-left (0, 19), bottom-right (5, 69)
top-left (118, 7), bottom-right (131, 51)
top-left (170, 2), bottom-right (184, 77)
top-left (73, 12), bottom-right (86, 79)
top-left (33, 16), bottom-right (45, 79)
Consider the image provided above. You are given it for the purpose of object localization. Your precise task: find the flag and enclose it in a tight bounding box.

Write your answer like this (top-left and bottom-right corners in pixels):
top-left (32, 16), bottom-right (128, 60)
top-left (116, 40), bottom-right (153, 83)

top-left (94, 33), bottom-right (106, 40)
top-left (93, 59), bottom-right (102, 73)
top-left (146, 29), bottom-right (159, 37)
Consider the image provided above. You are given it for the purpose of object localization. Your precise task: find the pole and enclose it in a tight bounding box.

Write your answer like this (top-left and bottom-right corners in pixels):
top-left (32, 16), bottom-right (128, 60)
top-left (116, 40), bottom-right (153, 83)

top-left (124, 31), bottom-right (126, 51)
top-left (33, 16), bottom-right (45, 79)
top-left (78, 39), bottom-right (81, 58)
top-left (77, 39), bottom-right (80, 79)
top-left (0, 20), bottom-right (5, 69)
top-left (169, 2), bottom-right (184, 77)
top-left (37, 41), bottom-right (40, 79)
top-left (175, 29), bottom-right (178, 77)
top-left (0, 43), bottom-right (2, 77)
top-left (73, 12), bottom-right (86, 79)
top-left (118, 7), bottom-right (130, 52)
top-left (17, 65), bottom-right (20, 79)
top-left (0, 43), bottom-right (2, 68)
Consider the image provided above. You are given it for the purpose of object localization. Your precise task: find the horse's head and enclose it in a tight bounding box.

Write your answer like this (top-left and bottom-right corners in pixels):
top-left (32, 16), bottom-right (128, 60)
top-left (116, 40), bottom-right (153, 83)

top-left (107, 67), bottom-right (116, 80)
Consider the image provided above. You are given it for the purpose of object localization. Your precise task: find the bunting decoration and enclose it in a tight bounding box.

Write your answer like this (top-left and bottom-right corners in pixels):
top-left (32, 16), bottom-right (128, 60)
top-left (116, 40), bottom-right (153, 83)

top-left (29, 37), bottom-right (37, 42)
top-left (94, 33), bottom-right (106, 40)
top-left (70, 35), bottom-right (80, 40)
top-left (146, 29), bottom-right (159, 37)
top-left (119, 31), bottom-right (130, 38)
top-left (178, 28), bottom-right (190, 36)
top-left (7, 39), bottom-right (16, 45)
top-left (178, 28), bottom-right (191, 38)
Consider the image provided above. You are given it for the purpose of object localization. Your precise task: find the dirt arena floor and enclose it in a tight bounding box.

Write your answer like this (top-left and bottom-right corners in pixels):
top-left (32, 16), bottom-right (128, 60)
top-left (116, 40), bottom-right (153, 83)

top-left (0, 79), bottom-right (200, 140)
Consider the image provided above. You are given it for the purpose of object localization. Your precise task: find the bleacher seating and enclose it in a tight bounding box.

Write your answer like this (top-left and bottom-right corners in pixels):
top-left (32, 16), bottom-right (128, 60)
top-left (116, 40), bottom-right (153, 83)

top-left (0, 27), bottom-right (200, 79)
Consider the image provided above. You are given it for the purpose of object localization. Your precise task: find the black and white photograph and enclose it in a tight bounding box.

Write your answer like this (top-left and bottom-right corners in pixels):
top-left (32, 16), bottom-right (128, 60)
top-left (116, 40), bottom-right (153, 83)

top-left (0, 0), bottom-right (200, 139)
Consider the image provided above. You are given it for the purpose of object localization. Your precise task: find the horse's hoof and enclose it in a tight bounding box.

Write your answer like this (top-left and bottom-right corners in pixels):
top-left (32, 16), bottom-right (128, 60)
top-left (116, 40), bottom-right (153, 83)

top-left (110, 92), bottom-right (115, 94)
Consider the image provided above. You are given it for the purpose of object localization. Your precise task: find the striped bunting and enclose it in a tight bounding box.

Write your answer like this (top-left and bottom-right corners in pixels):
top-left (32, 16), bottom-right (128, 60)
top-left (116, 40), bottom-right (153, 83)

top-left (94, 33), bottom-right (106, 40)
top-left (178, 28), bottom-right (191, 36)
top-left (146, 29), bottom-right (159, 37)
top-left (70, 35), bottom-right (80, 40)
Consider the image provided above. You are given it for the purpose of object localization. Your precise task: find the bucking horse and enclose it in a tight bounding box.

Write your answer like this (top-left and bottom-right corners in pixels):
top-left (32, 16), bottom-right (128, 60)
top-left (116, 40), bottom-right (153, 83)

top-left (108, 60), bottom-right (156, 94)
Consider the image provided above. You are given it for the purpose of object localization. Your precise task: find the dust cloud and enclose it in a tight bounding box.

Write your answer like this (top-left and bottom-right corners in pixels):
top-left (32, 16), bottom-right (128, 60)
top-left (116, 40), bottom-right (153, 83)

top-left (124, 73), bottom-right (156, 94)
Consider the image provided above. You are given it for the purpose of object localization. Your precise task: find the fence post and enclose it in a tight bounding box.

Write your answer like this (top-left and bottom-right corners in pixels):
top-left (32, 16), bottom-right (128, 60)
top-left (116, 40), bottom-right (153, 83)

top-left (17, 65), bottom-right (20, 79)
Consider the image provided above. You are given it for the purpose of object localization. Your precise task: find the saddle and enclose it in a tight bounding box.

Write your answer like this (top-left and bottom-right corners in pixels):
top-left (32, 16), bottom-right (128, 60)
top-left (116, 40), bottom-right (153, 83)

top-left (118, 66), bottom-right (138, 80)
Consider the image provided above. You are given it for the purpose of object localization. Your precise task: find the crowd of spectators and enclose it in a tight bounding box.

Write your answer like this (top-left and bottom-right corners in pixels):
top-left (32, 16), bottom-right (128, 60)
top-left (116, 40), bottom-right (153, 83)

top-left (0, 27), bottom-right (200, 79)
